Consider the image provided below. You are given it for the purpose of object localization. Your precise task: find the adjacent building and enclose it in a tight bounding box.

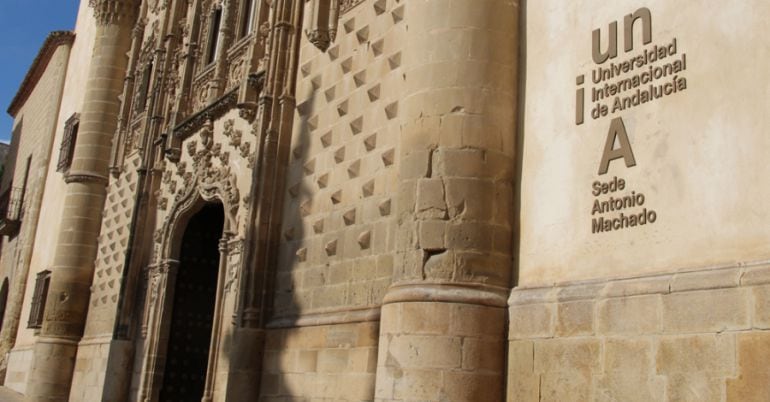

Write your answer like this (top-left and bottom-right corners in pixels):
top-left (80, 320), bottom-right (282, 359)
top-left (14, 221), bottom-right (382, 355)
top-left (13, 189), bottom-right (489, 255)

top-left (0, 29), bottom-right (75, 388)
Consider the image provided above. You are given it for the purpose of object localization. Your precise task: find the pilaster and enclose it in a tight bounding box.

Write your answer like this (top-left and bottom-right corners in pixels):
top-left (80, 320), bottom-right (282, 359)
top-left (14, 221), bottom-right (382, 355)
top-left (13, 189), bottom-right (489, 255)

top-left (374, 0), bottom-right (519, 401)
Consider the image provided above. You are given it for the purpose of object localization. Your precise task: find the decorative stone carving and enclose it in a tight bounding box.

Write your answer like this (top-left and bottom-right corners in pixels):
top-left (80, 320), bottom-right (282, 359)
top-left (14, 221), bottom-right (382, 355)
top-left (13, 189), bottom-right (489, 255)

top-left (149, 0), bottom-right (168, 14)
top-left (304, 0), bottom-right (339, 52)
top-left (306, 30), bottom-right (332, 52)
top-left (224, 238), bottom-right (243, 292)
top-left (173, 89), bottom-right (238, 140)
top-left (339, 0), bottom-right (365, 14)
top-left (89, 0), bottom-right (138, 26)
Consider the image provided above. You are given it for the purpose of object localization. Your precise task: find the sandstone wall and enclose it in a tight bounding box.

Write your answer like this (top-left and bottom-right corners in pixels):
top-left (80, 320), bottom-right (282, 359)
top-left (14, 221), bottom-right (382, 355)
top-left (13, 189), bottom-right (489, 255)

top-left (518, 0), bottom-right (770, 285)
top-left (510, 1), bottom-right (770, 400)
top-left (508, 265), bottom-right (770, 401)
top-left (261, 322), bottom-right (379, 401)
top-left (265, 0), bottom-right (405, 399)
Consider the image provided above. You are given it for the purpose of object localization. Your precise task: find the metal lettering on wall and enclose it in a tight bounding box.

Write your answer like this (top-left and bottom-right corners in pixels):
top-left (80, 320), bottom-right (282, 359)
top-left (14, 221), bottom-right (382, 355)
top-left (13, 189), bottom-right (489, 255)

top-left (574, 8), bottom-right (687, 234)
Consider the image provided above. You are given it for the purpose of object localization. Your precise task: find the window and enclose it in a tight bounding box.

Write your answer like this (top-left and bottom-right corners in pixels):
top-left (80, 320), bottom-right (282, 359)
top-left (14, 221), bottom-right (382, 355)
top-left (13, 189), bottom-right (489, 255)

top-left (27, 270), bottom-right (51, 329)
top-left (135, 61), bottom-right (154, 113)
top-left (240, 0), bottom-right (256, 38)
top-left (57, 113), bottom-right (79, 173)
top-left (207, 9), bottom-right (223, 64)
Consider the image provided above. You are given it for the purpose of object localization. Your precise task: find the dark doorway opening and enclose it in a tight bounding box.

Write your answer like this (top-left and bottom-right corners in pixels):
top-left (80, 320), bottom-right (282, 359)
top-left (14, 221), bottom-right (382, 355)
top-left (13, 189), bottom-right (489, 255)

top-left (0, 278), bottom-right (8, 331)
top-left (160, 203), bottom-right (224, 401)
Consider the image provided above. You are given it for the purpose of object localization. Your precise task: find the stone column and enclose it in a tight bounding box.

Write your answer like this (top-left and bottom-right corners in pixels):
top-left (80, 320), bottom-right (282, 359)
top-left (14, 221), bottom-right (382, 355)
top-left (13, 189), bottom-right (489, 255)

top-left (25, 1), bottom-right (137, 400)
top-left (374, 1), bottom-right (518, 401)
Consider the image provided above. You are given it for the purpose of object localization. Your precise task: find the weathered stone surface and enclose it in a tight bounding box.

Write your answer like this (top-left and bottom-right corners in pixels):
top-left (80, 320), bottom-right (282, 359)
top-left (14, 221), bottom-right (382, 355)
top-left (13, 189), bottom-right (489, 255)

top-left (533, 339), bottom-right (600, 374)
top-left (662, 289), bottom-right (750, 333)
top-left (594, 339), bottom-right (664, 402)
top-left (555, 300), bottom-right (594, 337)
top-left (509, 303), bottom-right (555, 339)
top-left (751, 285), bottom-right (770, 329)
top-left (400, 302), bottom-right (451, 335)
top-left (670, 268), bottom-right (740, 293)
top-left (507, 341), bottom-right (538, 402)
top-left (656, 334), bottom-right (735, 376)
top-left (726, 332), bottom-right (770, 402)
top-left (597, 295), bottom-right (661, 335)
top-left (666, 373), bottom-right (723, 402)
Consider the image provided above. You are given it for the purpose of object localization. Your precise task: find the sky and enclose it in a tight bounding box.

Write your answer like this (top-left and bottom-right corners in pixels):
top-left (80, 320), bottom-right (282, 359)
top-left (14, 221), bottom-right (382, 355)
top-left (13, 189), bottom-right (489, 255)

top-left (0, 1), bottom-right (79, 143)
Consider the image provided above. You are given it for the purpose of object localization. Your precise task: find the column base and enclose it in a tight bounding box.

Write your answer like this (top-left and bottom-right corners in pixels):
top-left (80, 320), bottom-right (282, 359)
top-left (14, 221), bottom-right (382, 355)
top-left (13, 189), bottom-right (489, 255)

top-left (375, 284), bottom-right (507, 402)
top-left (25, 337), bottom-right (79, 401)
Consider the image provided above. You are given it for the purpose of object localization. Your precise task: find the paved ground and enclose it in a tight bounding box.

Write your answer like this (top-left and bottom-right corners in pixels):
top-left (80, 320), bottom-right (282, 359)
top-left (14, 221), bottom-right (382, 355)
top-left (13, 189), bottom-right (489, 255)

top-left (0, 387), bottom-right (22, 402)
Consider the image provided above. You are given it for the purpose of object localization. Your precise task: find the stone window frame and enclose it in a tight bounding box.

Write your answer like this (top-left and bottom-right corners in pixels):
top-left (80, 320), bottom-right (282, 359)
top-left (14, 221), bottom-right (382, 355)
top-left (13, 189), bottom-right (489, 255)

top-left (237, 0), bottom-right (257, 39)
top-left (134, 60), bottom-right (154, 115)
top-left (27, 270), bottom-right (51, 330)
top-left (57, 113), bottom-right (80, 173)
top-left (206, 7), bottom-right (224, 65)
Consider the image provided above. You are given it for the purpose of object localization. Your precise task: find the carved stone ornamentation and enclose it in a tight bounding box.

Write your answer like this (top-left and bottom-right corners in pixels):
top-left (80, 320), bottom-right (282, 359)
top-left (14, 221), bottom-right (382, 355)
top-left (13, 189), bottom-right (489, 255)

top-left (339, 0), bottom-right (366, 14)
top-left (174, 90), bottom-right (239, 140)
top-left (306, 30), bottom-right (332, 52)
top-left (239, 142), bottom-right (251, 159)
top-left (304, 0), bottom-right (342, 51)
top-left (149, 0), bottom-right (169, 14)
top-left (186, 140), bottom-right (198, 157)
top-left (89, 0), bottom-right (138, 26)
top-left (223, 119), bottom-right (243, 148)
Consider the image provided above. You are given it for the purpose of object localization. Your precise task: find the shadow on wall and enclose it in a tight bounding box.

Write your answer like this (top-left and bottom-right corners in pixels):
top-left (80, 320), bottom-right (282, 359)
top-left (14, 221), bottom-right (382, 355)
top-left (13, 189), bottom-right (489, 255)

top-left (189, 82), bottom-right (316, 401)
top-left (513, 0), bottom-right (527, 288)
top-left (251, 84), bottom-right (315, 401)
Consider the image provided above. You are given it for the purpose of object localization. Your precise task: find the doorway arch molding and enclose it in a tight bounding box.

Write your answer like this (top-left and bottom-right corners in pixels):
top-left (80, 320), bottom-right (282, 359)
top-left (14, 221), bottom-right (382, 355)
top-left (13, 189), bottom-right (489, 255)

top-left (156, 165), bottom-right (240, 261)
top-left (139, 158), bottom-right (244, 401)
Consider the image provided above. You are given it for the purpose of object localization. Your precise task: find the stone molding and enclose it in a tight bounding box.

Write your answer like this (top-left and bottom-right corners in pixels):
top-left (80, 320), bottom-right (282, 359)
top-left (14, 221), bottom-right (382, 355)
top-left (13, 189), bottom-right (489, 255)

top-left (266, 306), bottom-right (381, 329)
top-left (339, 0), bottom-right (366, 14)
top-left (384, 282), bottom-right (510, 308)
top-left (509, 259), bottom-right (770, 306)
top-left (77, 335), bottom-right (115, 346)
top-left (63, 172), bottom-right (110, 185)
top-left (172, 89), bottom-right (239, 141)
top-left (33, 336), bottom-right (81, 347)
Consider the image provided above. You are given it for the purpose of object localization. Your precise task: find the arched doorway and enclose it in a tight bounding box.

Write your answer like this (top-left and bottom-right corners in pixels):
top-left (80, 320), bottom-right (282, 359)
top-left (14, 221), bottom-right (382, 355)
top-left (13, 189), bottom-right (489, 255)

top-left (159, 203), bottom-right (224, 401)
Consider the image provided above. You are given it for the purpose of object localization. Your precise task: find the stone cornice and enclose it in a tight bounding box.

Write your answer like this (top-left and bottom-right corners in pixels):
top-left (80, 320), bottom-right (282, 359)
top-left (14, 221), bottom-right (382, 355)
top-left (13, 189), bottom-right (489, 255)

top-left (89, 0), bottom-right (138, 26)
top-left (383, 282), bottom-right (510, 308)
top-left (266, 306), bottom-right (381, 329)
top-left (508, 259), bottom-right (770, 306)
top-left (7, 31), bottom-right (75, 116)
top-left (172, 89), bottom-right (239, 140)
top-left (64, 172), bottom-right (110, 185)
top-left (340, 0), bottom-right (365, 14)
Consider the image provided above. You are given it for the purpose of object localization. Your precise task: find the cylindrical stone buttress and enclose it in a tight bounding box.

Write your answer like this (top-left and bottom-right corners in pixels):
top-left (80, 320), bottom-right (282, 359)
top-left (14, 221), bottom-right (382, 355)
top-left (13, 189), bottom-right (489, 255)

top-left (374, 0), bottom-right (519, 401)
top-left (25, 2), bottom-right (136, 400)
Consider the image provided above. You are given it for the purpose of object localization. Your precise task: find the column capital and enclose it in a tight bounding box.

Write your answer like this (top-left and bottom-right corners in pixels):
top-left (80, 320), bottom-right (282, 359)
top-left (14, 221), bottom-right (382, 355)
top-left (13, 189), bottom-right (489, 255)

top-left (89, 0), bottom-right (138, 26)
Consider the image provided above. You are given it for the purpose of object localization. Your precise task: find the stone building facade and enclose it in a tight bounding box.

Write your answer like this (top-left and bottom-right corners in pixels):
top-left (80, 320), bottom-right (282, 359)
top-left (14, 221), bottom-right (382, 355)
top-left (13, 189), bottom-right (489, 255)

top-left (1, 30), bottom-right (75, 388)
top-left (1, 0), bottom-right (770, 401)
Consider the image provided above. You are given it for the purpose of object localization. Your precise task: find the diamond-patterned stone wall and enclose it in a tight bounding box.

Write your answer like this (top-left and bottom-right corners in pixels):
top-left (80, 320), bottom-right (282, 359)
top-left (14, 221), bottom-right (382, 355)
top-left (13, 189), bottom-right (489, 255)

top-left (275, 0), bottom-right (405, 319)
